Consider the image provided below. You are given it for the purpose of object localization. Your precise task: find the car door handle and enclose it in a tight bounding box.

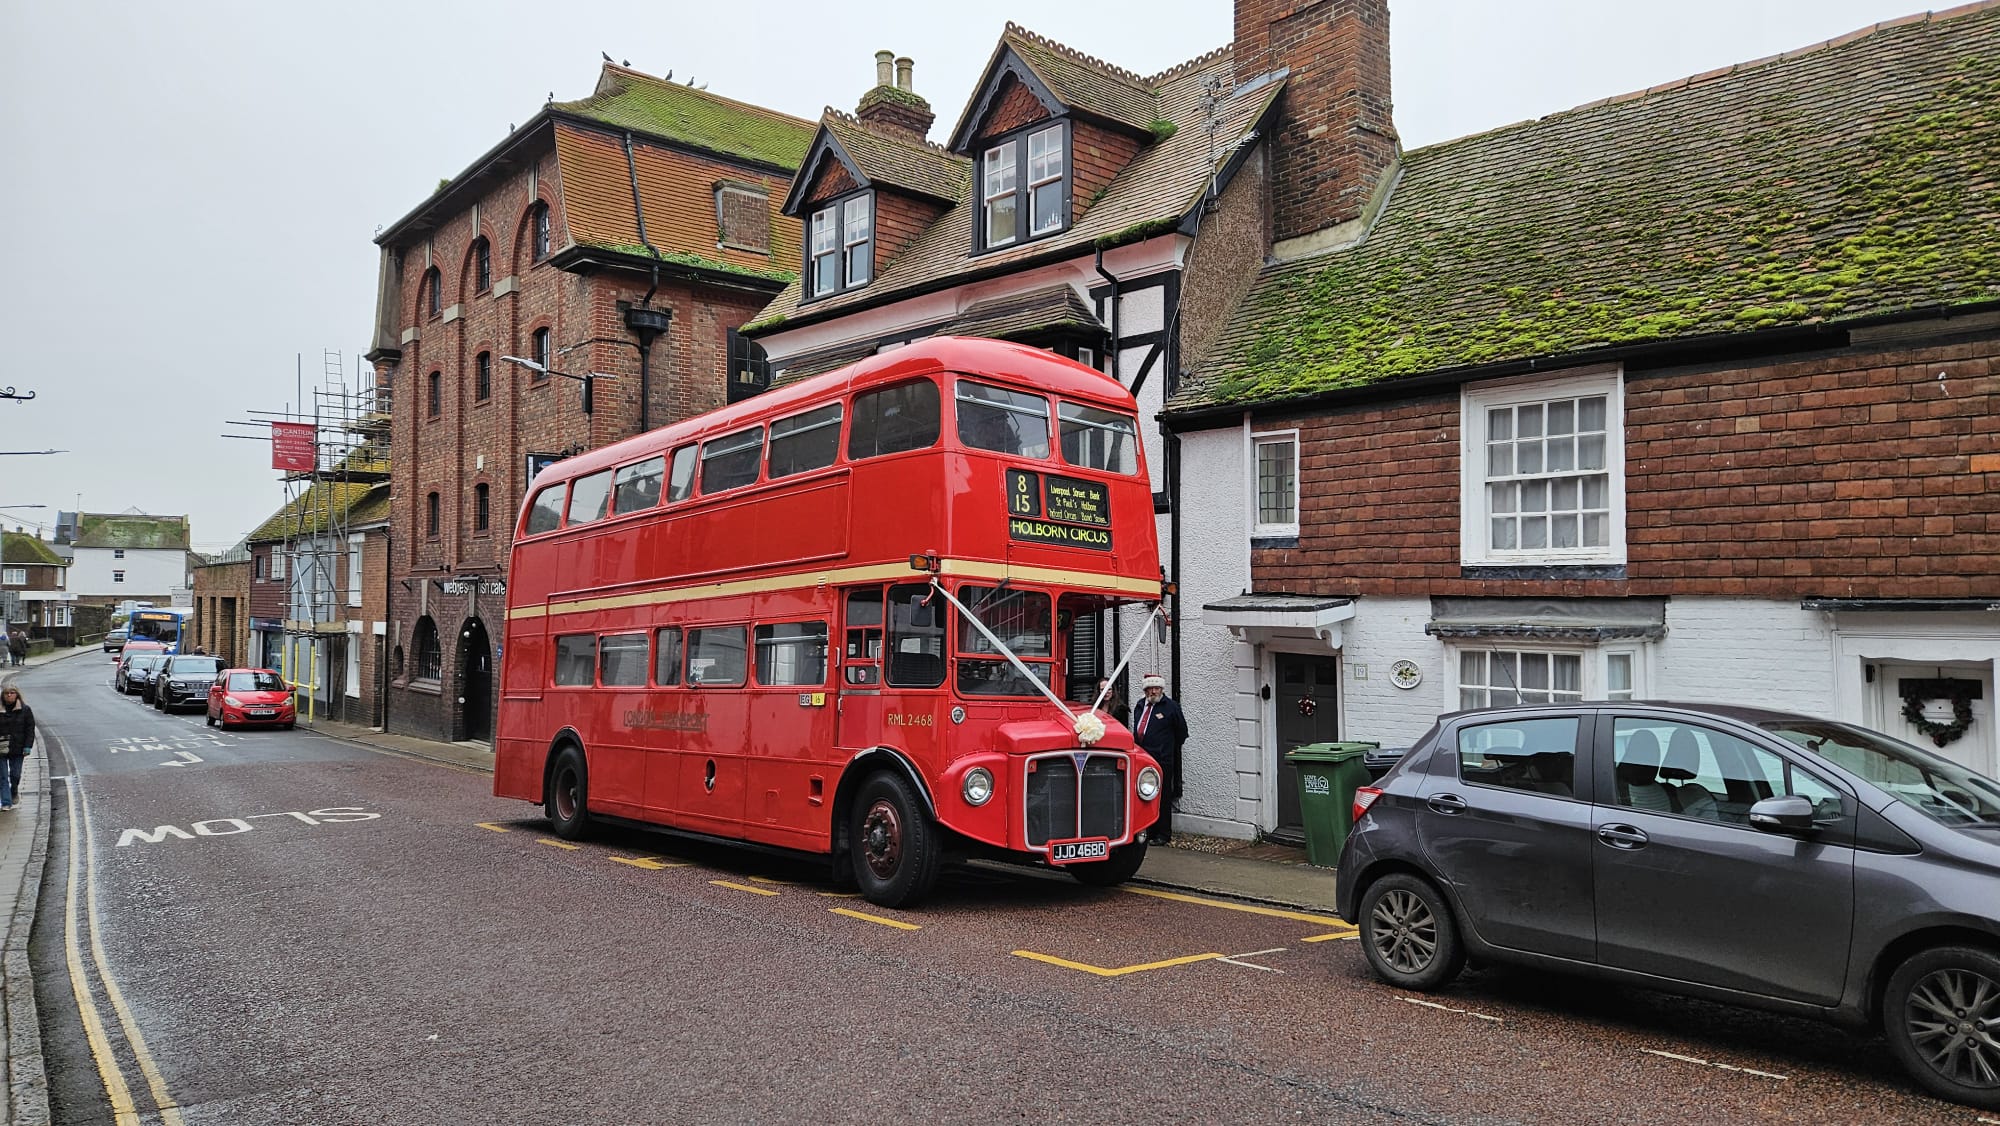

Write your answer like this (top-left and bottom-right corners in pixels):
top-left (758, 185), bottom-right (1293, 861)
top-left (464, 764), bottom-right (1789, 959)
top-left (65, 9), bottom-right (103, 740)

top-left (1597, 823), bottom-right (1649, 849)
top-left (1426, 794), bottom-right (1468, 815)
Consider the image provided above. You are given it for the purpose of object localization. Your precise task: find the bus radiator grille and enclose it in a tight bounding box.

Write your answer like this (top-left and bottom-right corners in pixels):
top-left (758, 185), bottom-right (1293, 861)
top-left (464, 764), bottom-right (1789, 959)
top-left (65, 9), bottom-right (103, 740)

top-left (1024, 754), bottom-right (1126, 847)
top-left (1079, 757), bottom-right (1127, 840)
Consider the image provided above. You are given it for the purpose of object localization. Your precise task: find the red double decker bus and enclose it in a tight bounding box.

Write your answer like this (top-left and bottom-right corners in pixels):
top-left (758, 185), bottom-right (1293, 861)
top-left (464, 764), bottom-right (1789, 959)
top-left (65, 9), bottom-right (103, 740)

top-left (493, 337), bottom-right (1169, 905)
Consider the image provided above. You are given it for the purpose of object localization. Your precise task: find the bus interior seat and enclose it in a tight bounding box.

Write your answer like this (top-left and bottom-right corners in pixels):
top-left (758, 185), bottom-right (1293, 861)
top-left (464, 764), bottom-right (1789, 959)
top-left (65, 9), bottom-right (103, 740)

top-left (889, 651), bottom-right (943, 685)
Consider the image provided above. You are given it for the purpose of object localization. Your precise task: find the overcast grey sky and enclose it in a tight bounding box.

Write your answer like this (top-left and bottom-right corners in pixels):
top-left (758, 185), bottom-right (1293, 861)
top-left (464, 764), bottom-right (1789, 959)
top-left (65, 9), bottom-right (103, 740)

top-left (0, 0), bottom-right (1934, 551)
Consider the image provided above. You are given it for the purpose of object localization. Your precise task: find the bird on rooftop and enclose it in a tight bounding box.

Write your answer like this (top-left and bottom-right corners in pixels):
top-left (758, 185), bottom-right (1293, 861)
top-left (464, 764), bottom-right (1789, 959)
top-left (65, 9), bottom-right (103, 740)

top-left (602, 50), bottom-right (612, 62)
top-left (663, 69), bottom-right (672, 80)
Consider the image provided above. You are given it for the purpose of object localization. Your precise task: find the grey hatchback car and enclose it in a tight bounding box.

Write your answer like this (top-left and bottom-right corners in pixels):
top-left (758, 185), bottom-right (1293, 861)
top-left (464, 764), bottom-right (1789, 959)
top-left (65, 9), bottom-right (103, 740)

top-left (1336, 701), bottom-right (2000, 1110)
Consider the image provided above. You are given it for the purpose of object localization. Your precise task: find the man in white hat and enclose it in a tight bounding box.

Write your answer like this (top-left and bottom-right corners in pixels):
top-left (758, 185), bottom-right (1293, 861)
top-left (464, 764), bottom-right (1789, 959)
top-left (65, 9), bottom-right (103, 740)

top-left (1131, 673), bottom-right (1187, 843)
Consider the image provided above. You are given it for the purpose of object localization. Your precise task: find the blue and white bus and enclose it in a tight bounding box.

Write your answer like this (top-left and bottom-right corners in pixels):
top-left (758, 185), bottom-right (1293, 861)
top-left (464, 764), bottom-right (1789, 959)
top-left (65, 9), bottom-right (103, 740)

top-left (126, 608), bottom-right (184, 653)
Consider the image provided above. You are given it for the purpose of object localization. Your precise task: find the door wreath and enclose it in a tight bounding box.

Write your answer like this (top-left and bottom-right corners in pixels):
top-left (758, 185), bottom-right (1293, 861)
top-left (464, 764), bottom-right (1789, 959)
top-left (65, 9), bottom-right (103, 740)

top-left (1899, 677), bottom-right (1980, 748)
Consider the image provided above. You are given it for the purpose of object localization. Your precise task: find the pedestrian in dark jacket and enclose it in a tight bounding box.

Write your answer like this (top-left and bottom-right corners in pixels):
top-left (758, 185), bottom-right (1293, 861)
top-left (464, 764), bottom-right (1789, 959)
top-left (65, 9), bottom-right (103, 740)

top-left (1132, 673), bottom-right (1188, 844)
top-left (0, 685), bottom-right (33, 810)
top-left (5, 633), bottom-right (24, 668)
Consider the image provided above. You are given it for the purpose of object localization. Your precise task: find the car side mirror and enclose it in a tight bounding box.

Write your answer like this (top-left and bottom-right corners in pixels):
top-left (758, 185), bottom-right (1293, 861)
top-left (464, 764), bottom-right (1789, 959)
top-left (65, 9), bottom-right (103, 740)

top-left (1748, 795), bottom-right (1817, 836)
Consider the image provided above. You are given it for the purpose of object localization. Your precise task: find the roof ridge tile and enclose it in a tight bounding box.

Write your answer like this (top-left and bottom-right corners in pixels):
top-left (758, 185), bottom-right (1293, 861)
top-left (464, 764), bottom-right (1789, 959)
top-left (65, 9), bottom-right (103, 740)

top-left (1003, 21), bottom-right (1150, 88)
top-left (593, 62), bottom-right (816, 130)
top-left (1147, 43), bottom-right (1233, 87)
top-left (823, 107), bottom-right (963, 157)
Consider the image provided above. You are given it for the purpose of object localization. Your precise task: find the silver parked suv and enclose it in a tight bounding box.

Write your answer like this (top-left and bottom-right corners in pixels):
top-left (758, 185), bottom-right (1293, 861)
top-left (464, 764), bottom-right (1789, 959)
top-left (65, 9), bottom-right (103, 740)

top-left (1336, 702), bottom-right (2000, 1110)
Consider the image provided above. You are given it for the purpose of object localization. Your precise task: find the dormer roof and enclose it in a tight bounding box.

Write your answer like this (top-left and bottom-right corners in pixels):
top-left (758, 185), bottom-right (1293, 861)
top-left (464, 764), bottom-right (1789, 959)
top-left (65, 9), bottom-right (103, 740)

top-left (784, 112), bottom-right (969, 215)
top-left (949, 23), bottom-right (1163, 150)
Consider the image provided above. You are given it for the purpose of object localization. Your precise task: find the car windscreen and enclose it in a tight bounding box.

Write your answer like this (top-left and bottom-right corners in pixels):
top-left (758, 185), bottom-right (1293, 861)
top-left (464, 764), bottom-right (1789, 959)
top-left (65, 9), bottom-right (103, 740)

top-left (1763, 720), bottom-right (2000, 827)
top-left (227, 672), bottom-right (286, 692)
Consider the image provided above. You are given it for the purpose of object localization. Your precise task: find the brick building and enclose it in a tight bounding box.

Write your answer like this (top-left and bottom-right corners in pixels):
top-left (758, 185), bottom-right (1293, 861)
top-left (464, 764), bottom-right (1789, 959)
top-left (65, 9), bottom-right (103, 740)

top-left (367, 63), bottom-right (814, 742)
top-left (190, 540), bottom-right (250, 666)
top-left (1, 530), bottom-right (73, 640)
top-left (1165, 1), bottom-right (2000, 833)
top-left (241, 482), bottom-right (392, 725)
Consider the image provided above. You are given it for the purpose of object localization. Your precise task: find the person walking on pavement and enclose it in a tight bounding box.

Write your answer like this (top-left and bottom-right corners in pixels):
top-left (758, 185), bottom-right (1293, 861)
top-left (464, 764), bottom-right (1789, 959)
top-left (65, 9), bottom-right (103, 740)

top-left (6, 632), bottom-right (24, 668)
top-left (0, 685), bottom-right (34, 811)
top-left (1132, 673), bottom-right (1187, 844)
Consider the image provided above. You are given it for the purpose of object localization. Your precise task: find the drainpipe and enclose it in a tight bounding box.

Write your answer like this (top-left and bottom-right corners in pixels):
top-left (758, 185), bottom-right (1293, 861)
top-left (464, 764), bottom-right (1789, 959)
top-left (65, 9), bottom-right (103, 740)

top-left (621, 132), bottom-right (673, 433)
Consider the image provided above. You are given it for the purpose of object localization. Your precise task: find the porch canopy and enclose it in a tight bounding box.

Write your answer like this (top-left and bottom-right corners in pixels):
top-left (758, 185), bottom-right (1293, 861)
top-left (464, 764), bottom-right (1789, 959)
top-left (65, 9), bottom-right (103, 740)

top-left (1202, 593), bottom-right (1356, 649)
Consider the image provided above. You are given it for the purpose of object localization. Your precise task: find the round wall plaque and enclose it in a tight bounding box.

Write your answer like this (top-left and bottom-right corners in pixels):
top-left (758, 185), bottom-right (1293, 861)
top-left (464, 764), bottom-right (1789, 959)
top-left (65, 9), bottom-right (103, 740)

top-left (1389, 660), bottom-right (1423, 690)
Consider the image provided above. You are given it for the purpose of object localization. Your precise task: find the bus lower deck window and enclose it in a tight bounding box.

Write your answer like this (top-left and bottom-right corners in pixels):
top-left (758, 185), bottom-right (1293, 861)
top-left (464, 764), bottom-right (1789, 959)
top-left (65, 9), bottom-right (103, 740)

top-left (688, 626), bottom-right (747, 686)
top-left (756, 622), bottom-right (829, 686)
top-left (598, 633), bottom-right (650, 686)
top-left (554, 635), bottom-right (597, 686)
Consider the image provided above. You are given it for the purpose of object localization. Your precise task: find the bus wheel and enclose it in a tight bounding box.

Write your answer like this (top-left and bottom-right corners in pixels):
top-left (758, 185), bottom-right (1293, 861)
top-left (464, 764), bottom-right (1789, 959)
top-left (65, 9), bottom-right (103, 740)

top-left (547, 746), bottom-right (594, 841)
top-left (1069, 841), bottom-right (1147, 888)
top-left (850, 772), bottom-right (941, 908)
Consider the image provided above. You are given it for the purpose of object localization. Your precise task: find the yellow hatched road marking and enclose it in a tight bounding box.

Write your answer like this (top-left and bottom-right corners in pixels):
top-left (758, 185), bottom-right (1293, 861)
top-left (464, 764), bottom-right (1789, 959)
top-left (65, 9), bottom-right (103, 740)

top-left (830, 908), bottom-right (921, 930)
top-left (475, 822), bottom-right (511, 832)
top-left (1012, 949), bottom-right (1224, 977)
top-left (536, 838), bottom-right (581, 850)
top-left (1122, 885), bottom-right (1347, 926)
top-left (711, 880), bottom-right (780, 896)
top-left (610, 856), bottom-right (687, 870)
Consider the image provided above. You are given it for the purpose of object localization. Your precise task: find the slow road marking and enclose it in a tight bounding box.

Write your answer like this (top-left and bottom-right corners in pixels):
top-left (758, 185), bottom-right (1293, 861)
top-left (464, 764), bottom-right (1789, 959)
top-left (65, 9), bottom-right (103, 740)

top-left (1012, 949), bottom-right (1224, 977)
top-left (1639, 1048), bottom-right (1786, 1081)
top-left (830, 907), bottom-right (921, 930)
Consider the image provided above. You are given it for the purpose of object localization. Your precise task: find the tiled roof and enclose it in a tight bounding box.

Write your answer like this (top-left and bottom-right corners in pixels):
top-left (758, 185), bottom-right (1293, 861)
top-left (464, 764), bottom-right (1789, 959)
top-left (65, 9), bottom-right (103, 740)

top-left (823, 113), bottom-right (968, 204)
top-left (73, 514), bottom-right (189, 551)
top-left (348, 486), bottom-right (392, 528)
top-left (553, 121), bottom-right (801, 279)
top-left (554, 64), bottom-right (816, 171)
top-left (1177, 3), bottom-right (2000, 412)
top-left (0, 533), bottom-right (64, 567)
top-left (940, 285), bottom-right (1103, 340)
top-left (247, 482), bottom-right (380, 544)
top-left (999, 23), bottom-right (1160, 135)
top-left (749, 44), bottom-right (1275, 334)
top-left (773, 338), bottom-right (884, 384)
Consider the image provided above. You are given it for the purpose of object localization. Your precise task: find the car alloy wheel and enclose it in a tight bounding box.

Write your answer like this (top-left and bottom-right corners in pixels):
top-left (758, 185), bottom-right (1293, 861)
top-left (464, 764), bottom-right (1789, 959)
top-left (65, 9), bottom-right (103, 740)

top-left (1903, 965), bottom-right (2000, 1092)
top-left (1370, 887), bottom-right (1440, 975)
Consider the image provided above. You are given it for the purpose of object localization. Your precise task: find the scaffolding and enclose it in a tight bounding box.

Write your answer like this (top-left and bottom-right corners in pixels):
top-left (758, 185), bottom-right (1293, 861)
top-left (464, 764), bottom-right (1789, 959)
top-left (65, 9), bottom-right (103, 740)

top-left (224, 350), bottom-right (391, 726)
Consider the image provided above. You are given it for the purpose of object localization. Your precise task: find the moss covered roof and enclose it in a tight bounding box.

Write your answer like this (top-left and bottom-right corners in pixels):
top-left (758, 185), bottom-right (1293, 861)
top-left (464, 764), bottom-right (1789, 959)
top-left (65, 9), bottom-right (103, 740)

top-left (554, 64), bottom-right (816, 170)
top-left (822, 112), bottom-right (969, 204)
top-left (1, 533), bottom-right (65, 567)
top-left (1179, 5), bottom-right (2000, 412)
top-left (247, 482), bottom-right (380, 544)
top-left (73, 513), bottom-right (189, 551)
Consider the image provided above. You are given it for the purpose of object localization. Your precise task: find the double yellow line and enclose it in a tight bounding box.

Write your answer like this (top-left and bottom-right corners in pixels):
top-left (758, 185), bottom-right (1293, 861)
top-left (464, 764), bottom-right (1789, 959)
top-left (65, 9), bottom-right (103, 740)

top-left (61, 772), bottom-right (184, 1124)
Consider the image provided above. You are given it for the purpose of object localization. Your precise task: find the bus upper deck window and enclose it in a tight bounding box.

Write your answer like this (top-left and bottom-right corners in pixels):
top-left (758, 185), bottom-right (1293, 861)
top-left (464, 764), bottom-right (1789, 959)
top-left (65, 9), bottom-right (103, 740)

top-left (701, 426), bottom-right (764, 495)
top-left (848, 380), bottom-right (940, 460)
top-left (525, 485), bottom-right (564, 535)
top-left (768, 404), bottom-right (843, 479)
top-left (956, 380), bottom-right (1049, 458)
top-left (613, 456), bottom-right (665, 514)
top-left (566, 471), bottom-right (612, 526)
top-left (1058, 402), bottom-right (1139, 475)
top-left (666, 445), bottom-right (697, 503)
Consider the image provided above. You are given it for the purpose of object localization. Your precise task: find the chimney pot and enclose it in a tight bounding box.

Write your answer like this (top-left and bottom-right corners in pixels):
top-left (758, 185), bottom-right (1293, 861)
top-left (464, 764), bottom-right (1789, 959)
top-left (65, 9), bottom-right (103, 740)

top-left (875, 50), bottom-right (895, 88)
top-left (895, 56), bottom-right (914, 92)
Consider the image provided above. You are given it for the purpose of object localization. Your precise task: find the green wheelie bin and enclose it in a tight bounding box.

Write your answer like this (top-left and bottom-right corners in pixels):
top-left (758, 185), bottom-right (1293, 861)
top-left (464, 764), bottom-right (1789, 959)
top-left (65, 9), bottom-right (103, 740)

top-left (1285, 741), bottom-right (1379, 867)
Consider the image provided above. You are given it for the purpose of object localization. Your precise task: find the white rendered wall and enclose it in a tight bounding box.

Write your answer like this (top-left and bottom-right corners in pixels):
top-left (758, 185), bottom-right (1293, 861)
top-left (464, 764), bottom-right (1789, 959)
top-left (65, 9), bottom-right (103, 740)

top-left (67, 548), bottom-right (184, 598)
top-left (1174, 424), bottom-right (1258, 838)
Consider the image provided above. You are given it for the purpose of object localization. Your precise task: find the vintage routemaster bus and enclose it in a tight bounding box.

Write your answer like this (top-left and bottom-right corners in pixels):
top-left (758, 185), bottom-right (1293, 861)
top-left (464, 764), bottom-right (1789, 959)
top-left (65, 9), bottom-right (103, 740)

top-left (493, 337), bottom-right (1170, 906)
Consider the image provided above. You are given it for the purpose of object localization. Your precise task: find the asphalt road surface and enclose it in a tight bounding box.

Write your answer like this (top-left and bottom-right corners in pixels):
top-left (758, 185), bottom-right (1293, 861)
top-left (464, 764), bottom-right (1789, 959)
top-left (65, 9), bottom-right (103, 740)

top-left (18, 655), bottom-right (1986, 1124)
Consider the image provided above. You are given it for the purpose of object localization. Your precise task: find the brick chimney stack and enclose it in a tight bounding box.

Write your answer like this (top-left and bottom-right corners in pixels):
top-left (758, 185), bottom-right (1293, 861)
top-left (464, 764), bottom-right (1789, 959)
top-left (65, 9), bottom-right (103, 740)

top-left (855, 49), bottom-right (936, 144)
top-left (1235, 0), bottom-right (1398, 245)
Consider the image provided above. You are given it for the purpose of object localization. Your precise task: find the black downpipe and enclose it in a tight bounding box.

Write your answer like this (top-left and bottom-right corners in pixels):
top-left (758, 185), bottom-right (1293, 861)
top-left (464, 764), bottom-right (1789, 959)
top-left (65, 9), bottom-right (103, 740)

top-left (622, 132), bottom-right (668, 433)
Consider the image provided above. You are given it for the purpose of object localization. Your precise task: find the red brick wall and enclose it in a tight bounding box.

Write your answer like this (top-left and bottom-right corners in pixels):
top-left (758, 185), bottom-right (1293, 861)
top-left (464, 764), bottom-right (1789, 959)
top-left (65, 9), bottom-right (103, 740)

top-left (248, 544), bottom-right (284, 619)
top-left (806, 161), bottom-right (859, 206)
top-left (975, 75), bottom-right (1052, 146)
top-left (1234, 0), bottom-right (1396, 242)
top-left (1070, 121), bottom-right (1142, 223)
top-left (1251, 336), bottom-right (2000, 599)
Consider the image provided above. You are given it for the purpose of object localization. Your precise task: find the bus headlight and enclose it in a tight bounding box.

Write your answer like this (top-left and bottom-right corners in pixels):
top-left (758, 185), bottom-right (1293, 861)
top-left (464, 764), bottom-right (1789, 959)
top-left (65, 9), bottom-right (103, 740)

top-left (962, 767), bottom-right (995, 807)
top-left (1137, 767), bottom-right (1162, 801)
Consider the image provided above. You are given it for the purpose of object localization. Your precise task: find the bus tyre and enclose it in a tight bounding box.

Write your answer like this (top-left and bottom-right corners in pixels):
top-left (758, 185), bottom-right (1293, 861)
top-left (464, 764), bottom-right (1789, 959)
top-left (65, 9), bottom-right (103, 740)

top-left (850, 772), bottom-right (941, 908)
top-left (547, 746), bottom-right (595, 841)
top-left (1069, 841), bottom-right (1147, 888)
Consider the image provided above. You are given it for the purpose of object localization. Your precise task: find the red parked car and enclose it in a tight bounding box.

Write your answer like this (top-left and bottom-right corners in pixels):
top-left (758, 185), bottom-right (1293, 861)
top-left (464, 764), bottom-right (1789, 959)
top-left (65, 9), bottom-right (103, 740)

top-left (206, 669), bottom-right (297, 730)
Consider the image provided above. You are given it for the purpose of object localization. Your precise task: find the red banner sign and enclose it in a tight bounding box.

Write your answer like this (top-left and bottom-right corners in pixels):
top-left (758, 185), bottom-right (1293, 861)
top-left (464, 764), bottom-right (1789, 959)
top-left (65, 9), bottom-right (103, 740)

top-left (271, 422), bottom-right (316, 472)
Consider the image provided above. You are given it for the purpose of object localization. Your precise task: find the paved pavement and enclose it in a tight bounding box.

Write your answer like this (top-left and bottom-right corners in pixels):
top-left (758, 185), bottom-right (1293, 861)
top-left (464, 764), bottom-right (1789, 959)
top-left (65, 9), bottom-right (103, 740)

top-left (0, 646), bottom-right (1338, 1123)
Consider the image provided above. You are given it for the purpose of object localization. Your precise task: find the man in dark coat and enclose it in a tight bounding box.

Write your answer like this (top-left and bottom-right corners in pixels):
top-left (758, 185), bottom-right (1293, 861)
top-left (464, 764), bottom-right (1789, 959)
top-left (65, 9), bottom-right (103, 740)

top-left (1132, 673), bottom-right (1188, 844)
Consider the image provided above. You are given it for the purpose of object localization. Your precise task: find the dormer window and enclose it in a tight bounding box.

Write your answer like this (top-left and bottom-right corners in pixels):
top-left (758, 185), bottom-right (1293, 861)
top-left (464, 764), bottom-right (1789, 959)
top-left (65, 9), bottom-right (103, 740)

top-left (807, 191), bottom-right (872, 298)
top-left (980, 122), bottom-right (1067, 250)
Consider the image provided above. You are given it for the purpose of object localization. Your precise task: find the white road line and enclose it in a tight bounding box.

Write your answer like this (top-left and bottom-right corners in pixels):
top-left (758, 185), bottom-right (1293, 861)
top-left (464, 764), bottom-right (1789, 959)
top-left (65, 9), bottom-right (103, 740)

top-left (1215, 947), bottom-right (1289, 973)
top-left (1640, 1048), bottom-right (1788, 1081)
top-left (161, 750), bottom-right (202, 767)
top-left (1399, 996), bottom-right (1504, 1023)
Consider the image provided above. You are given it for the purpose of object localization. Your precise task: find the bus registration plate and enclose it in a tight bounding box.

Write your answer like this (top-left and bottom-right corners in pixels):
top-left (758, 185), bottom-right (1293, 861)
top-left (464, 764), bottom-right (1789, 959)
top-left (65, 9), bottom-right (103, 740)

top-left (1047, 838), bottom-right (1110, 865)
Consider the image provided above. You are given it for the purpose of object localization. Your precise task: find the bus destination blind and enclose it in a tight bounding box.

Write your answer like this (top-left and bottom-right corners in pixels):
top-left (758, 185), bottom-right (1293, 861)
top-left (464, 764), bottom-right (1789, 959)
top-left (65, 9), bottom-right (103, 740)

top-left (1005, 469), bottom-right (1112, 551)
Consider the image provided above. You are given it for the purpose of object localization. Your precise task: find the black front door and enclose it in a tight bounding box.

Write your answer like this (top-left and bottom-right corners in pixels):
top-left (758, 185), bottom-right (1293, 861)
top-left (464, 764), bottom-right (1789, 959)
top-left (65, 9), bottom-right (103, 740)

top-left (459, 618), bottom-right (493, 742)
top-left (1274, 653), bottom-right (1341, 841)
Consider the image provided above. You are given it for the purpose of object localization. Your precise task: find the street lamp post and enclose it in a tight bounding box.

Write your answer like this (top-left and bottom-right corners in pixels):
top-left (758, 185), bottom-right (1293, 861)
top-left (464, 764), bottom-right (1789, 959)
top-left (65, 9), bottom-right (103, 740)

top-left (499, 356), bottom-right (616, 417)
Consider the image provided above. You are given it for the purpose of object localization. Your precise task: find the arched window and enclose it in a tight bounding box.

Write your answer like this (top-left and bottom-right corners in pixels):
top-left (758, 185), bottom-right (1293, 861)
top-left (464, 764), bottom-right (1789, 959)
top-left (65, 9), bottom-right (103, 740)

top-left (423, 266), bottom-right (442, 318)
top-left (472, 237), bottom-right (492, 292)
top-left (530, 202), bottom-right (551, 261)
top-left (474, 351), bottom-right (492, 401)
top-left (412, 616), bottom-right (441, 681)
top-left (531, 328), bottom-right (551, 380)
top-left (391, 645), bottom-right (405, 679)
top-left (426, 491), bottom-right (440, 538)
